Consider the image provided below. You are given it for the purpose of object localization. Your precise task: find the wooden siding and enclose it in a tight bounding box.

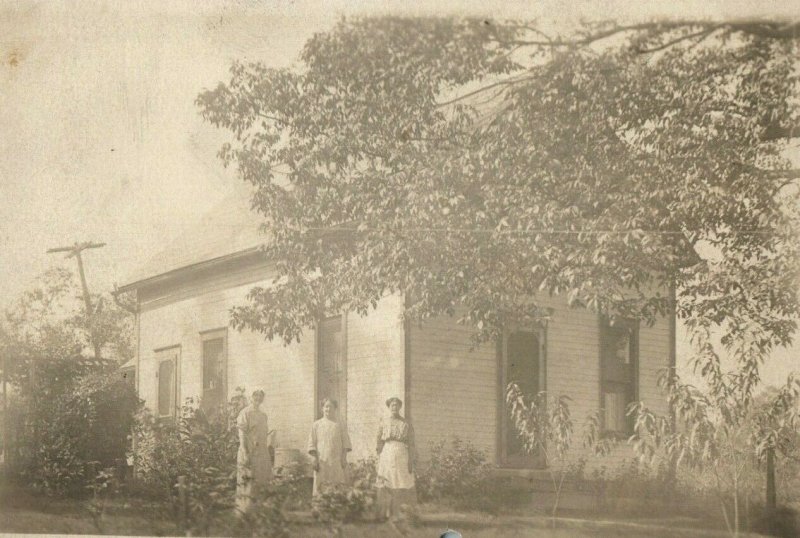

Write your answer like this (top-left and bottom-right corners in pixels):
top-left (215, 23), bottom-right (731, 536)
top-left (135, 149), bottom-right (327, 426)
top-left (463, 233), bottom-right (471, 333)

top-left (137, 262), bottom-right (315, 453)
top-left (137, 262), bottom-right (405, 461)
top-left (345, 294), bottom-right (406, 460)
top-left (408, 317), bottom-right (497, 461)
top-left (409, 296), bottom-right (671, 469)
top-left (135, 250), bottom-right (671, 470)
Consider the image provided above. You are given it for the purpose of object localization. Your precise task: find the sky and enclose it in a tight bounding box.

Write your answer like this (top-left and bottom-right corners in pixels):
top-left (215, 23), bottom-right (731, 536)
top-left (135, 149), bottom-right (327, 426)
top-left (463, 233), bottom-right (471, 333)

top-left (1, 0), bottom-right (798, 384)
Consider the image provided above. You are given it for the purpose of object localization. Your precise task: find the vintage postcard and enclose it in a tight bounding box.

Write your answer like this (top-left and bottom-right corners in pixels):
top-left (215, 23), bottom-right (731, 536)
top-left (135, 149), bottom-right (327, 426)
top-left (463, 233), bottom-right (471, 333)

top-left (1, 1), bottom-right (799, 536)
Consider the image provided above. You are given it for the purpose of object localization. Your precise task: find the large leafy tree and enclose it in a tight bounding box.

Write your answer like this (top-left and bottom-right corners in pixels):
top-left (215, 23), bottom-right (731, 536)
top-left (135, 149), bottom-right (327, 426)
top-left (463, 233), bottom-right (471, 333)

top-left (197, 18), bottom-right (799, 354)
top-left (198, 20), bottom-right (800, 511)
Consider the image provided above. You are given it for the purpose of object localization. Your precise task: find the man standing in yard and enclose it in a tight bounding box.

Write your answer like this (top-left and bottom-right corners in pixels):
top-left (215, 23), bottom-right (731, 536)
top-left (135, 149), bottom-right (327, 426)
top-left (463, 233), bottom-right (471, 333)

top-left (236, 389), bottom-right (273, 514)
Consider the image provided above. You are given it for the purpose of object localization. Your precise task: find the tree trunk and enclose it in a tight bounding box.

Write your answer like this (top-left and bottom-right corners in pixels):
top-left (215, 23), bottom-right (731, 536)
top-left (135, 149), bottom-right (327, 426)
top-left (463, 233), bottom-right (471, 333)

top-left (766, 448), bottom-right (777, 514)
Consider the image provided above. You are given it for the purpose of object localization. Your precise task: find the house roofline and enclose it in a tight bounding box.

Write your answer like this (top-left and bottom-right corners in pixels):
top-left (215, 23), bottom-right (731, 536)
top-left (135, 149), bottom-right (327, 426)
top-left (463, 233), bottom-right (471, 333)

top-left (115, 222), bottom-right (370, 296)
top-left (116, 246), bottom-right (264, 294)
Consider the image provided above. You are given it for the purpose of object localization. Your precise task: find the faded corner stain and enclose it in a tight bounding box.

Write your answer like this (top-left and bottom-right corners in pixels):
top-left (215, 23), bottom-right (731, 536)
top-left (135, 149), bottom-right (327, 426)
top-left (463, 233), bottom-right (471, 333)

top-left (7, 49), bottom-right (21, 68)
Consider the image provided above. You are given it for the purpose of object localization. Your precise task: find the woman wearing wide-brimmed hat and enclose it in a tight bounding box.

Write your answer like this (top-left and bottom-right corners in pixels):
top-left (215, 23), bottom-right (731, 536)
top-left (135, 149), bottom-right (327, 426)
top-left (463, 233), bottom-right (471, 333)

top-left (375, 396), bottom-right (417, 519)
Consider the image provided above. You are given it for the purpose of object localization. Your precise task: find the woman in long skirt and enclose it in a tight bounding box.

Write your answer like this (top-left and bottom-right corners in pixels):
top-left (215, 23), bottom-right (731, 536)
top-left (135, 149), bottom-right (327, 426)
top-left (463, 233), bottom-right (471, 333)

top-left (376, 397), bottom-right (417, 520)
top-left (307, 398), bottom-right (352, 495)
top-left (236, 389), bottom-right (273, 514)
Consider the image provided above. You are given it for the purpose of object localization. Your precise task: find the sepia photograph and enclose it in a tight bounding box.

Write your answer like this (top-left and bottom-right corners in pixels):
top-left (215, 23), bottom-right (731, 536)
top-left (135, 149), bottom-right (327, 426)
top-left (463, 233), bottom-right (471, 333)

top-left (1, 1), bottom-right (799, 536)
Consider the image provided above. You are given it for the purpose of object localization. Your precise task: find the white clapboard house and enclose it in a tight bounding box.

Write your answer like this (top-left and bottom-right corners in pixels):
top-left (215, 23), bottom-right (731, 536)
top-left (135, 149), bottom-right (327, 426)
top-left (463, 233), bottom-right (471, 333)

top-left (118, 186), bottom-right (673, 470)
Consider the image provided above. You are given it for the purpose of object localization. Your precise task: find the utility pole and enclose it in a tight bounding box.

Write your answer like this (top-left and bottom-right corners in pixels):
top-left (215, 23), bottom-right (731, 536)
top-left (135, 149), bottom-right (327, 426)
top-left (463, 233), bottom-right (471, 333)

top-left (47, 241), bottom-right (106, 361)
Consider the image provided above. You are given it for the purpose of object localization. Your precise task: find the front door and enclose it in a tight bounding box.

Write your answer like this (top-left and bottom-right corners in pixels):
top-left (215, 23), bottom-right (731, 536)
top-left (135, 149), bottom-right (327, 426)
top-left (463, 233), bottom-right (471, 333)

top-left (500, 329), bottom-right (546, 468)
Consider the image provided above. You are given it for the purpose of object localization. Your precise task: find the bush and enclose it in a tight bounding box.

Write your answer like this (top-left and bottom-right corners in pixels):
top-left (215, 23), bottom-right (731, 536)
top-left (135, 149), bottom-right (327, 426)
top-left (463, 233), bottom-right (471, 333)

top-left (311, 483), bottom-right (375, 525)
top-left (563, 459), bottom-right (701, 517)
top-left (133, 395), bottom-right (296, 537)
top-left (132, 390), bottom-right (247, 533)
top-left (272, 460), bottom-right (312, 511)
top-left (133, 391), bottom-right (246, 498)
top-left (417, 437), bottom-right (492, 509)
top-left (130, 408), bottom-right (186, 500)
top-left (228, 486), bottom-right (291, 538)
top-left (309, 457), bottom-right (379, 526)
top-left (19, 361), bottom-right (139, 496)
top-left (349, 456), bottom-right (378, 490)
top-left (85, 466), bottom-right (121, 534)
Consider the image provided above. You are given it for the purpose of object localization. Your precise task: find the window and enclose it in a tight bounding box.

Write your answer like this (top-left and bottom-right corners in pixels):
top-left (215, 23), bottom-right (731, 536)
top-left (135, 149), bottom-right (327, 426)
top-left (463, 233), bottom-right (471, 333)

top-left (600, 318), bottom-right (638, 436)
top-left (201, 330), bottom-right (227, 413)
top-left (156, 347), bottom-right (180, 418)
top-left (317, 315), bottom-right (345, 419)
top-left (499, 328), bottom-right (546, 468)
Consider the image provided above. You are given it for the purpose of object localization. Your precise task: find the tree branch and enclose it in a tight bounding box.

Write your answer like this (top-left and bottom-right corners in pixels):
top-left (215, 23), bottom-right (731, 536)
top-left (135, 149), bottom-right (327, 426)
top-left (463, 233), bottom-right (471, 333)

top-left (498, 21), bottom-right (690, 47)
top-left (728, 20), bottom-right (800, 39)
top-left (761, 122), bottom-right (800, 141)
top-left (761, 168), bottom-right (800, 180)
top-left (495, 20), bottom-right (800, 50)
top-left (635, 26), bottom-right (723, 53)
top-left (256, 111), bottom-right (286, 124)
top-left (436, 74), bottom-right (536, 108)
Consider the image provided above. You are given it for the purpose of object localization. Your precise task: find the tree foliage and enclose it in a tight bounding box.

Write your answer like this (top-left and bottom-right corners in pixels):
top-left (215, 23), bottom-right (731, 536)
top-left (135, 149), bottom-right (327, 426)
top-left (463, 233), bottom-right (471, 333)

top-left (505, 384), bottom-right (617, 522)
top-left (2, 267), bottom-right (134, 375)
top-left (198, 21), bottom-right (800, 521)
top-left (197, 17), bottom-right (800, 350)
top-left (631, 365), bottom-right (800, 535)
top-left (0, 268), bottom-right (139, 495)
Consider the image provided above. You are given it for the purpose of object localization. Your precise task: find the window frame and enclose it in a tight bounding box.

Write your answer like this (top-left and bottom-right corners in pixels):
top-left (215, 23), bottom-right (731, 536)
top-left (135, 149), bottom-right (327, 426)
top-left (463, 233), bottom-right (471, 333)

top-left (155, 346), bottom-right (180, 420)
top-left (599, 316), bottom-right (639, 438)
top-left (200, 328), bottom-right (228, 413)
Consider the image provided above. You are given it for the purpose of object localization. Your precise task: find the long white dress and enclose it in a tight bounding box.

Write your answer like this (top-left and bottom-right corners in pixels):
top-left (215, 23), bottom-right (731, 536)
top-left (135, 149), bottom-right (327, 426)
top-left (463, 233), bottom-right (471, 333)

top-left (376, 416), bottom-right (417, 517)
top-left (236, 404), bottom-right (273, 514)
top-left (307, 417), bottom-right (352, 495)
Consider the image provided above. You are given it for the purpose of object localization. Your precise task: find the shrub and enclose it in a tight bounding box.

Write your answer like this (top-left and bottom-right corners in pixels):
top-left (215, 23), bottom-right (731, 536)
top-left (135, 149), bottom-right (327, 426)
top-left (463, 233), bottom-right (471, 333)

top-left (133, 396), bottom-right (296, 537)
top-left (133, 390), bottom-right (245, 500)
top-left (311, 482), bottom-right (375, 525)
top-left (184, 465), bottom-right (237, 536)
top-left (349, 456), bottom-right (378, 490)
top-left (585, 459), bottom-right (680, 514)
top-left (130, 407), bottom-right (186, 500)
top-left (2, 267), bottom-right (139, 496)
top-left (272, 460), bottom-right (312, 511)
top-left (85, 466), bottom-right (119, 534)
top-left (132, 390), bottom-right (247, 533)
top-left (229, 486), bottom-right (291, 538)
top-left (20, 361), bottom-right (139, 496)
top-left (307, 457), bottom-right (379, 526)
top-left (417, 437), bottom-right (492, 507)
top-left (134, 389), bottom-right (255, 534)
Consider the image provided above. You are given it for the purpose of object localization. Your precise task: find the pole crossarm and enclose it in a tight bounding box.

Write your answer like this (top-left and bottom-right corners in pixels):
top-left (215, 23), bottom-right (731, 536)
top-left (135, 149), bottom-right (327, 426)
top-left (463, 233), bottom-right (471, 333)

top-left (47, 242), bottom-right (106, 258)
top-left (46, 241), bottom-right (106, 360)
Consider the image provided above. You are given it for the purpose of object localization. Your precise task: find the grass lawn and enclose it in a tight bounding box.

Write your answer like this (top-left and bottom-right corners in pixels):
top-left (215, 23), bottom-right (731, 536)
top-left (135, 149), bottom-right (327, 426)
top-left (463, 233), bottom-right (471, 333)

top-left (0, 482), bottom-right (766, 537)
top-left (0, 507), bottom-right (714, 538)
top-left (303, 522), bottom-right (657, 537)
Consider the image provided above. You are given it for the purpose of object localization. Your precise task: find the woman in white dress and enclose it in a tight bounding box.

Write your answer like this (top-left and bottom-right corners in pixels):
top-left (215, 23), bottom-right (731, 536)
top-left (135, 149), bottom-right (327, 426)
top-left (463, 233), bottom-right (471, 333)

top-left (307, 398), bottom-right (352, 495)
top-left (236, 389), bottom-right (273, 514)
top-left (376, 397), bottom-right (417, 519)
